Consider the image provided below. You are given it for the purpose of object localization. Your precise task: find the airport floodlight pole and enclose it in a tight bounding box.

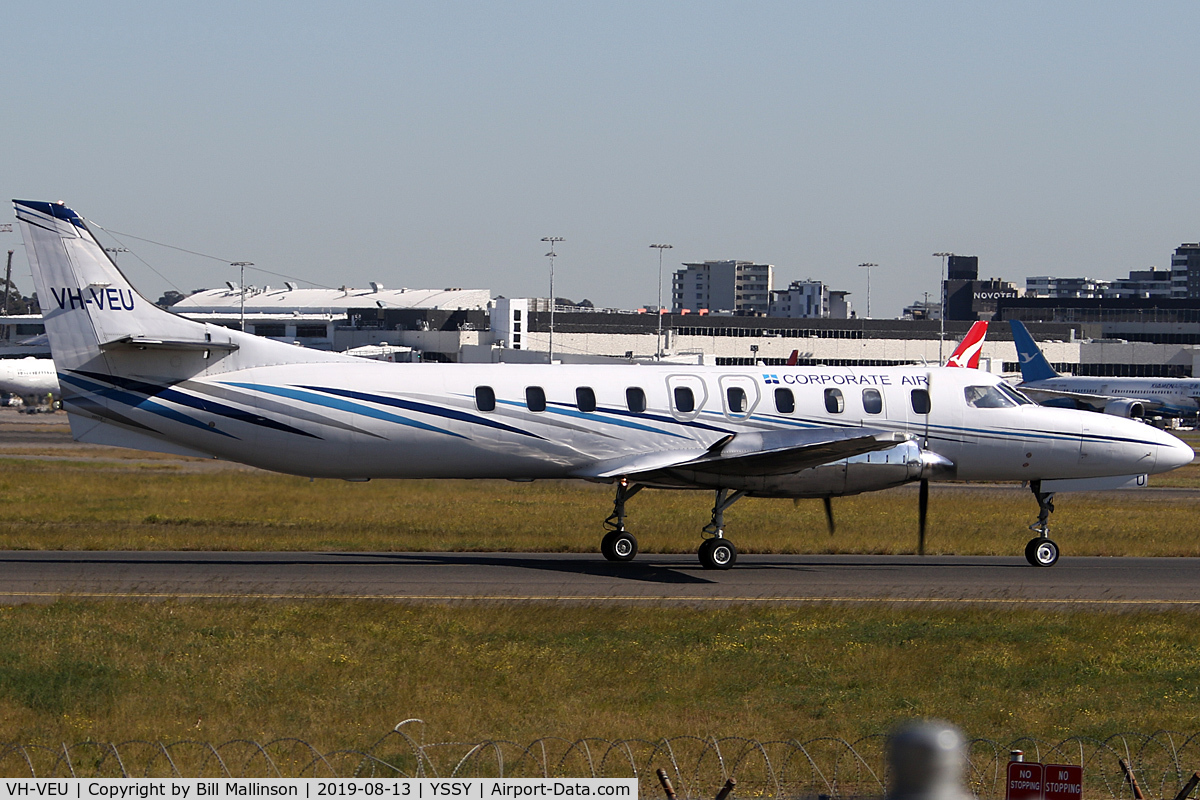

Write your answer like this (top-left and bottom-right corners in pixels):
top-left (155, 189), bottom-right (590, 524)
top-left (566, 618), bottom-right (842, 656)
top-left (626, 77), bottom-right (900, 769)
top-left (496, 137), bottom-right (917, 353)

top-left (3, 250), bottom-right (11, 316)
top-left (858, 263), bottom-right (877, 319)
top-left (933, 253), bottom-right (954, 362)
top-left (650, 244), bottom-right (673, 359)
top-left (541, 238), bottom-right (564, 362)
top-left (103, 246), bottom-right (128, 261)
top-left (231, 262), bottom-right (254, 332)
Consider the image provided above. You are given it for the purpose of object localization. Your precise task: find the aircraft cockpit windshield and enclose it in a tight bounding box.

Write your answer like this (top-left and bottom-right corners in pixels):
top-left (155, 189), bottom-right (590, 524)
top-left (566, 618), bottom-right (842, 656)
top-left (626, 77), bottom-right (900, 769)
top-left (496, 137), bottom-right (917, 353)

top-left (964, 384), bottom-right (1033, 408)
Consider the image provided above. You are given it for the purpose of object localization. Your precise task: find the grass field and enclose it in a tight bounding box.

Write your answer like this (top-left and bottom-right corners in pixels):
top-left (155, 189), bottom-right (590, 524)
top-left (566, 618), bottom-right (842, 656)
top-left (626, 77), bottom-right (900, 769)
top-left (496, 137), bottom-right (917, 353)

top-left (1, 455), bottom-right (1199, 556)
top-left (1, 419), bottom-right (1198, 757)
top-left (1, 602), bottom-right (1198, 748)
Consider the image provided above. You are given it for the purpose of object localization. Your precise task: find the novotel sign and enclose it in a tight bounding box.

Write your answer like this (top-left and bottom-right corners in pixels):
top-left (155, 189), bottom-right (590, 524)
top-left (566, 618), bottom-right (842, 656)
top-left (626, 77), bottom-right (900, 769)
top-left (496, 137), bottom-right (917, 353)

top-left (1007, 761), bottom-right (1083, 800)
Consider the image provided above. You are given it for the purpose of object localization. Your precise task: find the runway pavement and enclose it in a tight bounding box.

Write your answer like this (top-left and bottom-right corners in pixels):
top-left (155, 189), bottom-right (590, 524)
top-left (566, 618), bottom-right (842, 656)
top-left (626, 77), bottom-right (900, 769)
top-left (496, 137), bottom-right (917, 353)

top-left (0, 550), bottom-right (1199, 608)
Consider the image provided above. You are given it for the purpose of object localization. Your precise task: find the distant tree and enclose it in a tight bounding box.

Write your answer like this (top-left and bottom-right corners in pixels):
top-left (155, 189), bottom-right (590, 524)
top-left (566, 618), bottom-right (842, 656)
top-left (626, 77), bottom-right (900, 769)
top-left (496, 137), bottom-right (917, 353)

top-left (0, 276), bottom-right (32, 315)
top-left (576, 298), bottom-right (595, 308)
top-left (156, 290), bottom-right (187, 308)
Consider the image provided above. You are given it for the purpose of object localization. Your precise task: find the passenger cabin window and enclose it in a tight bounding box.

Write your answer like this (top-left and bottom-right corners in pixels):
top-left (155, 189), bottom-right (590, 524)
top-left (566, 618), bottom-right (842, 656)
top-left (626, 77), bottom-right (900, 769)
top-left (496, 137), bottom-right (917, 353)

top-left (862, 388), bottom-right (883, 414)
top-left (674, 386), bottom-right (696, 413)
top-left (525, 386), bottom-right (546, 412)
top-left (910, 388), bottom-right (931, 414)
top-left (964, 385), bottom-right (1018, 409)
top-left (576, 386), bottom-right (596, 413)
top-left (824, 388), bottom-right (844, 414)
top-left (475, 385), bottom-right (496, 412)
top-left (774, 387), bottom-right (795, 414)
top-left (727, 387), bottom-right (747, 414)
top-left (626, 387), bottom-right (647, 413)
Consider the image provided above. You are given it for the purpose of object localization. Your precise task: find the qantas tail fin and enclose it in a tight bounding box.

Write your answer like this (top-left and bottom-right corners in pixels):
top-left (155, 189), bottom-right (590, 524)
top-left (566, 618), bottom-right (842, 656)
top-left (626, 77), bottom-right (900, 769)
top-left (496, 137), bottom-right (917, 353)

top-left (14, 200), bottom-right (344, 380)
top-left (1009, 319), bottom-right (1060, 382)
top-left (945, 321), bottom-right (988, 368)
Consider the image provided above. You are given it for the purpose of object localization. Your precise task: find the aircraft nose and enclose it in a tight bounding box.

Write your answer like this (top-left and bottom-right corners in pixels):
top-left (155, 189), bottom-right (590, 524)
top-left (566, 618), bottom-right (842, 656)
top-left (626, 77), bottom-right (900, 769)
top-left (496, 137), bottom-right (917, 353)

top-left (1156, 432), bottom-right (1195, 473)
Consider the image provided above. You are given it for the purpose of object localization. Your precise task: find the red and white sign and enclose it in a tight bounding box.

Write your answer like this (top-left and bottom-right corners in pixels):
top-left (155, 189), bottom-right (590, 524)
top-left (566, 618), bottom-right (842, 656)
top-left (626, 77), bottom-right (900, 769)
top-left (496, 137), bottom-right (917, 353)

top-left (1007, 762), bottom-right (1044, 800)
top-left (1044, 764), bottom-right (1083, 800)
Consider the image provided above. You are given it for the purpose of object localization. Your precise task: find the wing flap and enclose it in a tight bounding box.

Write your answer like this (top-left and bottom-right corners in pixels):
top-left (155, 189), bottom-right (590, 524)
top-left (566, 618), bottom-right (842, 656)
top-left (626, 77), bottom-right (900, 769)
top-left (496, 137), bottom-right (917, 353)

top-left (685, 427), bottom-right (910, 476)
top-left (571, 427), bottom-right (910, 480)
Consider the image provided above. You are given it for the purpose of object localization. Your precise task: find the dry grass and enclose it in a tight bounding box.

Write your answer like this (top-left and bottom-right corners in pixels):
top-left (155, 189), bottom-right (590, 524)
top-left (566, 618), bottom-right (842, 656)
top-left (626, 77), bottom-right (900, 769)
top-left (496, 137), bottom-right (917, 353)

top-left (0, 457), bottom-right (1198, 555)
top-left (0, 601), bottom-right (1197, 749)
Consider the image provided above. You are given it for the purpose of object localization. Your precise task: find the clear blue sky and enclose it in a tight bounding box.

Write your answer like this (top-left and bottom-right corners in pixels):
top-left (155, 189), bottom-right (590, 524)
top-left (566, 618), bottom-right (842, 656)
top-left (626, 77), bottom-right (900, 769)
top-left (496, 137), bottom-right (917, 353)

top-left (4, 2), bottom-right (1198, 317)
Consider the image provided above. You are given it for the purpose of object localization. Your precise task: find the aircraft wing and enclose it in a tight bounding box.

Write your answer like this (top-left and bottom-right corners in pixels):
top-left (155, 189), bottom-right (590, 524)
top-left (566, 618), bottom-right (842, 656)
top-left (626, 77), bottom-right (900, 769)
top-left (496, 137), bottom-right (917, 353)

top-left (573, 428), bottom-right (910, 480)
top-left (1018, 385), bottom-right (1166, 414)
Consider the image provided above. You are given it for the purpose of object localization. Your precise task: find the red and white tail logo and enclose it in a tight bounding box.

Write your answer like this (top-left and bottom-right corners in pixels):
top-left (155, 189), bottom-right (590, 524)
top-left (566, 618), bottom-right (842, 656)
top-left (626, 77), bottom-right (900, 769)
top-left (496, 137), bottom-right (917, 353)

top-left (946, 321), bottom-right (988, 368)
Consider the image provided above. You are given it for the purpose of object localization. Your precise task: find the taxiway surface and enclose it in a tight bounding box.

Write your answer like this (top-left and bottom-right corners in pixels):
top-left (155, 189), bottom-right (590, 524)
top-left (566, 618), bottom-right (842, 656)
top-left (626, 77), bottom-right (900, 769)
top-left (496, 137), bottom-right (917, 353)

top-left (1, 551), bottom-right (1198, 607)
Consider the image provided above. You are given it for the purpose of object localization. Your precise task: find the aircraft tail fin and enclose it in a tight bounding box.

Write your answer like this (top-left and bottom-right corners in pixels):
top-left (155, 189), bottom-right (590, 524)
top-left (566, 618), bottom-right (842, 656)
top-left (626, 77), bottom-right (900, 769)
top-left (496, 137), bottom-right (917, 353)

top-left (945, 321), bottom-right (988, 368)
top-left (786, 349), bottom-right (799, 366)
top-left (14, 200), bottom-right (343, 379)
top-left (1009, 319), bottom-right (1060, 382)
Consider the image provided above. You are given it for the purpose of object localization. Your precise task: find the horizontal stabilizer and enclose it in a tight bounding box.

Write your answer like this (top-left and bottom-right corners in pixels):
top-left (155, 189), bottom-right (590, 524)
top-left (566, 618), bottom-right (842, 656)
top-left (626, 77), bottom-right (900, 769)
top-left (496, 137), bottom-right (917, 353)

top-left (99, 336), bottom-right (240, 353)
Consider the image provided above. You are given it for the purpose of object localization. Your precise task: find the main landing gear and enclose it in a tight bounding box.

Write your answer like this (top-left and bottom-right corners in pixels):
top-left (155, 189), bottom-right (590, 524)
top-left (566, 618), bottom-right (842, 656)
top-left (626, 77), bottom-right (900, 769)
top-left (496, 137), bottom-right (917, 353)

top-left (698, 488), bottom-right (746, 570)
top-left (598, 482), bottom-right (746, 569)
top-left (1024, 480), bottom-right (1059, 567)
top-left (601, 479), bottom-right (642, 562)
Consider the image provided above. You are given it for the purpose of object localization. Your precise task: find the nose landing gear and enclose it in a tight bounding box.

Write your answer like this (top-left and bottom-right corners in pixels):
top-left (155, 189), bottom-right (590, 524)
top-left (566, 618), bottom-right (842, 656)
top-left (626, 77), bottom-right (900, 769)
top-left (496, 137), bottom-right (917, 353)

top-left (1024, 480), bottom-right (1059, 567)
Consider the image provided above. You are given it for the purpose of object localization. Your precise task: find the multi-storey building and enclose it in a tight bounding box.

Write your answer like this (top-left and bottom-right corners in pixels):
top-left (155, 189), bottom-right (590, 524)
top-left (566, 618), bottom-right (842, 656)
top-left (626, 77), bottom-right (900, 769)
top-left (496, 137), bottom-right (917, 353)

top-left (1025, 277), bottom-right (1110, 298)
top-left (769, 280), bottom-right (829, 318)
top-left (1171, 243), bottom-right (1200, 298)
top-left (1108, 267), bottom-right (1172, 299)
top-left (672, 260), bottom-right (774, 314)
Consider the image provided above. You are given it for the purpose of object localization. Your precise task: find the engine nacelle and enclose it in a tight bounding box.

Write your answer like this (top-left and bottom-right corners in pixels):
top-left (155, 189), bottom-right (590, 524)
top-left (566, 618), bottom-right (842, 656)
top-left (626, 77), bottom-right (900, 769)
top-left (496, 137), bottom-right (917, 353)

top-left (664, 441), bottom-right (957, 498)
top-left (1103, 398), bottom-right (1145, 418)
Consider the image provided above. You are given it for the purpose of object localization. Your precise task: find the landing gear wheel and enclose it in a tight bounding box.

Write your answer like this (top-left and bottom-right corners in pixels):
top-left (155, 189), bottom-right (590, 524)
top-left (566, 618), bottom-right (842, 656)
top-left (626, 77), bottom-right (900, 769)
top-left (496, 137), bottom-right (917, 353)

top-left (601, 530), bottom-right (638, 562)
top-left (1025, 537), bottom-right (1059, 568)
top-left (698, 538), bottom-right (737, 570)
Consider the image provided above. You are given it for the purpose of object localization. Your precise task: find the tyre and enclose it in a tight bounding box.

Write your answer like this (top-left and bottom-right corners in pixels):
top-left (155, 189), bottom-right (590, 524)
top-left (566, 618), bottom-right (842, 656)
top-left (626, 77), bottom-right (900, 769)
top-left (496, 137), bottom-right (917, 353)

top-left (698, 537), bottom-right (737, 570)
top-left (1025, 537), bottom-right (1059, 568)
top-left (601, 530), bottom-right (638, 562)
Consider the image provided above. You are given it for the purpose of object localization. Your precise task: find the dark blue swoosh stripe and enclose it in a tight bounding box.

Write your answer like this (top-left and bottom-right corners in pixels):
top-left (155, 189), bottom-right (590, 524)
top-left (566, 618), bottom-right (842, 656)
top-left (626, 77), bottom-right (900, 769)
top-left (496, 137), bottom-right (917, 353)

top-left (74, 370), bottom-right (321, 439)
top-left (224, 383), bottom-right (467, 439)
top-left (60, 373), bottom-right (236, 438)
top-left (304, 386), bottom-right (546, 440)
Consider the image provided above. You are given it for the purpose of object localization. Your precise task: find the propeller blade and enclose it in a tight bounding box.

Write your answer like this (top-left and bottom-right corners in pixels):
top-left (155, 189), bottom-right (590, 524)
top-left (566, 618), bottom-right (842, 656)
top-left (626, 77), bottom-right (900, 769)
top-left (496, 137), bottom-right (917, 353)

top-left (823, 497), bottom-right (835, 535)
top-left (918, 479), bottom-right (929, 556)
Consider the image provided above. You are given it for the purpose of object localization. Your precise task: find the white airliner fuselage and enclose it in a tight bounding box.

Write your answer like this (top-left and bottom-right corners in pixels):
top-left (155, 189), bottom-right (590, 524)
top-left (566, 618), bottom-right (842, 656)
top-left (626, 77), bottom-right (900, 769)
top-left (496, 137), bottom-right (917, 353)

top-left (14, 200), bottom-right (1195, 569)
top-left (0, 356), bottom-right (59, 403)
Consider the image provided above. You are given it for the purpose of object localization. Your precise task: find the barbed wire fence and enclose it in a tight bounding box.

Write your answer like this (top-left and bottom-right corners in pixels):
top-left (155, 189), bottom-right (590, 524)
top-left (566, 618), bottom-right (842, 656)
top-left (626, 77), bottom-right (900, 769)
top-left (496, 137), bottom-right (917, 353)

top-left (2, 724), bottom-right (1199, 799)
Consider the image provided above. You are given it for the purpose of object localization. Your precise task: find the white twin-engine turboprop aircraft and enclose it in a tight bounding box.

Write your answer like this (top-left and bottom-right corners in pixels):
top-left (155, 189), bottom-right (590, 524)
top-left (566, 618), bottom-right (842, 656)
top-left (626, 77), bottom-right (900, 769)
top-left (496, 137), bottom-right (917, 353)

top-left (14, 200), bottom-right (1195, 569)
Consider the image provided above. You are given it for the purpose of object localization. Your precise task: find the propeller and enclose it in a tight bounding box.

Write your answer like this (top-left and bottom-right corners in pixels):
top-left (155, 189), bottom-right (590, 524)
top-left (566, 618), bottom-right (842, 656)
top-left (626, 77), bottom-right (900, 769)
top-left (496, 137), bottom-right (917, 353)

top-left (823, 497), bottom-right (835, 535)
top-left (918, 370), bottom-right (932, 556)
top-left (918, 479), bottom-right (928, 556)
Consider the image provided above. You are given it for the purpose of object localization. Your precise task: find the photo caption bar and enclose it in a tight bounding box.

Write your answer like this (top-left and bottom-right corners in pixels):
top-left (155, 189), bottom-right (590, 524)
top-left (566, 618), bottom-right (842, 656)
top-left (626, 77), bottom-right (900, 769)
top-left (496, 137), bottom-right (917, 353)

top-left (0, 780), bottom-right (637, 800)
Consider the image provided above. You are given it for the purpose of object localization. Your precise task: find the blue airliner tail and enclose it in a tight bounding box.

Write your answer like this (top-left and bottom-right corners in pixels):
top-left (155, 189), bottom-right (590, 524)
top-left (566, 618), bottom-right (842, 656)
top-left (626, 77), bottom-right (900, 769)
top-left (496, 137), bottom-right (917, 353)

top-left (1009, 320), bottom-right (1060, 382)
